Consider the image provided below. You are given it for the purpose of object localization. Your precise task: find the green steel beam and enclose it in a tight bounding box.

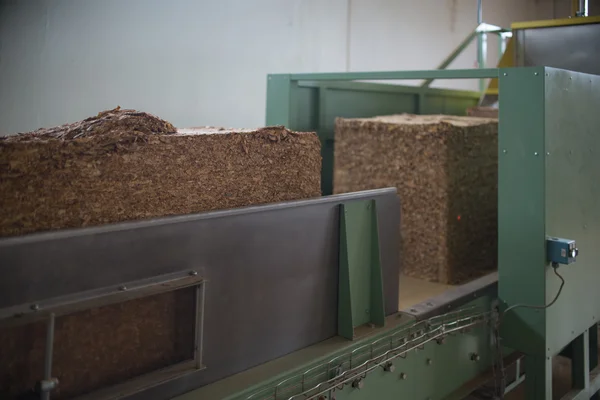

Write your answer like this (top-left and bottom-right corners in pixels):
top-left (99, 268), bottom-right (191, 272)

top-left (498, 66), bottom-right (547, 356)
top-left (266, 74), bottom-right (292, 126)
top-left (298, 80), bottom-right (480, 99)
top-left (275, 68), bottom-right (499, 82)
top-left (498, 67), bottom-right (550, 398)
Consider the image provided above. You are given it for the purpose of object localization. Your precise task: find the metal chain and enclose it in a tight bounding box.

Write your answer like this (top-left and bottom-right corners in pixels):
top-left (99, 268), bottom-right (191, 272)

top-left (245, 307), bottom-right (490, 400)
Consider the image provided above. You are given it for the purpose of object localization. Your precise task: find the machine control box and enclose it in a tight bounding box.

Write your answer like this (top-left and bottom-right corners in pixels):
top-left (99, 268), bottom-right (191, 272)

top-left (546, 237), bottom-right (579, 266)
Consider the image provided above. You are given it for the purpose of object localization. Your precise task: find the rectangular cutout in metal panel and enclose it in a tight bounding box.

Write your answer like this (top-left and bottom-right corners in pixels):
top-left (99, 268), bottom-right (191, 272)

top-left (0, 273), bottom-right (206, 400)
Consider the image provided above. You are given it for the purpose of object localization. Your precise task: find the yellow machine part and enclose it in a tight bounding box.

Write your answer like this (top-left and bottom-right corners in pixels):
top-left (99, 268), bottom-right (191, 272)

top-left (511, 15), bottom-right (600, 30)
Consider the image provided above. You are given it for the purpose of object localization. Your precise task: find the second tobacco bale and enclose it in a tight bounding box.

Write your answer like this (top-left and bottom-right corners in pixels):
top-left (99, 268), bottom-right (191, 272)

top-left (334, 114), bottom-right (498, 285)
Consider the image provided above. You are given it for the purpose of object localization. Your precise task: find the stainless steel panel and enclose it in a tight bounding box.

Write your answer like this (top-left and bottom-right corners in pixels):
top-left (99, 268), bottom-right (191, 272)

top-left (515, 24), bottom-right (600, 75)
top-left (0, 188), bottom-right (400, 399)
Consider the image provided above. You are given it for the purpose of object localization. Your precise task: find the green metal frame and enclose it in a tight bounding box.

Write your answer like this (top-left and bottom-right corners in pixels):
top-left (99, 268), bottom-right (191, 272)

top-left (498, 67), bottom-right (600, 399)
top-left (263, 66), bottom-right (600, 400)
top-left (176, 66), bottom-right (600, 400)
top-left (266, 69), bottom-right (494, 195)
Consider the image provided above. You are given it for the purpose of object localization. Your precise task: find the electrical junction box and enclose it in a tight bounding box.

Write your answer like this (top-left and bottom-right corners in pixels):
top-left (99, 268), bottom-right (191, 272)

top-left (546, 237), bottom-right (579, 266)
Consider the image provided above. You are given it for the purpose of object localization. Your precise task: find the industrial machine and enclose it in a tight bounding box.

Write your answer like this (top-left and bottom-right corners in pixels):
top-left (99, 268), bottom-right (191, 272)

top-left (1, 65), bottom-right (598, 400)
top-left (1, 12), bottom-right (600, 400)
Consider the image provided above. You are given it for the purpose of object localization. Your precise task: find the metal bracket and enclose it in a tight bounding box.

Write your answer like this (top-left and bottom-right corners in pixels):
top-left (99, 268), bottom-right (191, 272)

top-left (4, 272), bottom-right (207, 400)
top-left (338, 200), bottom-right (386, 340)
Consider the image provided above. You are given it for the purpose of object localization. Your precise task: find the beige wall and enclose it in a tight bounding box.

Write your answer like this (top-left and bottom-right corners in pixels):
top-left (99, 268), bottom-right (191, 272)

top-left (0, 0), bottom-right (587, 133)
top-left (349, 0), bottom-right (556, 90)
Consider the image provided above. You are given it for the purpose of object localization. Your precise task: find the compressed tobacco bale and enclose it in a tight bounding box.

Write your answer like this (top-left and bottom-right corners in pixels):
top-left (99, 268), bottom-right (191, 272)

top-left (334, 114), bottom-right (497, 284)
top-left (467, 106), bottom-right (499, 119)
top-left (0, 108), bottom-right (322, 398)
top-left (0, 107), bottom-right (322, 237)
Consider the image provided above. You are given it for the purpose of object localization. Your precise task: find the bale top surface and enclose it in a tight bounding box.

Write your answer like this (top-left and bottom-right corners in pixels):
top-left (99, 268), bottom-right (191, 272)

top-left (0, 108), bottom-right (321, 238)
top-left (342, 113), bottom-right (498, 127)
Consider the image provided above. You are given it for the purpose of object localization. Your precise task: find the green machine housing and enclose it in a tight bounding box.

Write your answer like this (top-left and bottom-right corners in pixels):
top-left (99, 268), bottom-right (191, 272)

top-left (233, 66), bottom-right (599, 400)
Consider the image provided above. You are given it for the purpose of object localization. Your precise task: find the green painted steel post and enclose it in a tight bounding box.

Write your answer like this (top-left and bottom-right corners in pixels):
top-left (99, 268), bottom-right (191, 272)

top-left (266, 74), bottom-right (292, 127)
top-left (416, 92), bottom-right (425, 114)
top-left (499, 67), bottom-right (549, 400)
top-left (318, 86), bottom-right (334, 195)
top-left (524, 356), bottom-right (553, 399)
top-left (498, 67), bottom-right (547, 356)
